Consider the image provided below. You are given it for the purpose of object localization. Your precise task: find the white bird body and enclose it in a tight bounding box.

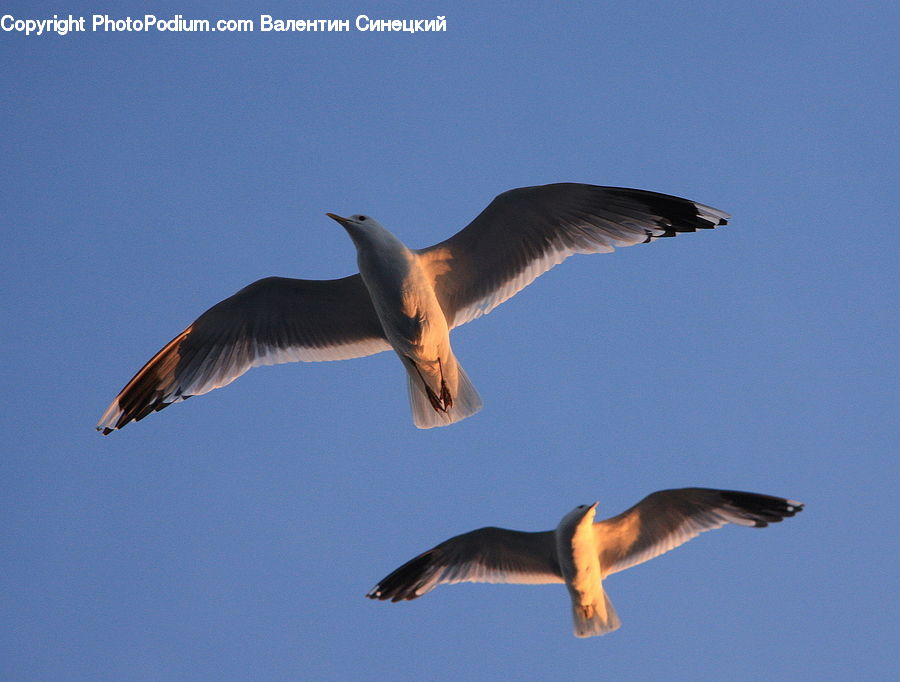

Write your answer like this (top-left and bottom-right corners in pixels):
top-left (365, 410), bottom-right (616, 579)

top-left (339, 214), bottom-right (481, 427)
top-left (96, 183), bottom-right (729, 434)
top-left (555, 503), bottom-right (620, 636)
top-left (367, 488), bottom-right (803, 638)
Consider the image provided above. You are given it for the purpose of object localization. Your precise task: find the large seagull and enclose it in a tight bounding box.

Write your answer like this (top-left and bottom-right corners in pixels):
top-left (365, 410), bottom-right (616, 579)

top-left (97, 183), bottom-right (728, 433)
top-left (367, 488), bottom-right (803, 637)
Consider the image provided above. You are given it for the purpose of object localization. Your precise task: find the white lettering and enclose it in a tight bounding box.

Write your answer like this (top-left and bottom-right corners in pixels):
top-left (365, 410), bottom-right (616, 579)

top-left (258, 16), bottom-right (346, 32)
top-left (216, 18), bottom-right (252, 32)
top-left (355, 15), bottom-right (446, 33)
top-left (90, 14), bottom-right (211, 32)
top-left (0, 12), bottom-right (439, 36)
top-left (0, 13), bottom-right (86, 35)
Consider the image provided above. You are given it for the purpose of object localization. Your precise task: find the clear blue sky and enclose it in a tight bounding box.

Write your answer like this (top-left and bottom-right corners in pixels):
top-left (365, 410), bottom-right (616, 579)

top-left (3, 2), bottom-right (896, 679)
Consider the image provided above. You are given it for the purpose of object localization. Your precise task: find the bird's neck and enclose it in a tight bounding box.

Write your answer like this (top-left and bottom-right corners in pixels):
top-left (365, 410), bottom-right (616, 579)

top-left (352, 225), bottom-right (415, 282)
top-left (557, 511), bottom-right (598, 568)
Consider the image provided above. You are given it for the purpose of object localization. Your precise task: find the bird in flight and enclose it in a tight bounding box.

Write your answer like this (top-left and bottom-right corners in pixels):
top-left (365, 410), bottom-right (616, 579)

top-left (367, 488), bottom-right (803, 637)
top-left (97, 183), bottom-right (728, 434)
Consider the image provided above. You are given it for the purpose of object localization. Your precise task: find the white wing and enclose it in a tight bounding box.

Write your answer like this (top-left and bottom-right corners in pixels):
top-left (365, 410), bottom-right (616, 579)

top-left (417, 184), bottom-right (729, 328)
top-left (97, 275), bottom-right (390, 434)
top-left (593, 488), bottom-right (803, 576)
top-left (367, 527), bottom-right (562, 602)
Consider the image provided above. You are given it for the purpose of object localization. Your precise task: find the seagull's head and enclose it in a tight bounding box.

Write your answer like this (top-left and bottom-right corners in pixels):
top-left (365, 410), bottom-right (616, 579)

top-left (326, 213), bottom-right (387, 241)
top-left (557, 502), bottom-right (599, 533)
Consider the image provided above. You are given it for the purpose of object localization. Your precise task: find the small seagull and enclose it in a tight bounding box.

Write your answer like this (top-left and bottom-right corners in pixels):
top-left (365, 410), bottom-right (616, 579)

top-left (367, 488), bottom-right (803, 638)
top-left (96, 184), bottom-right (728, 433)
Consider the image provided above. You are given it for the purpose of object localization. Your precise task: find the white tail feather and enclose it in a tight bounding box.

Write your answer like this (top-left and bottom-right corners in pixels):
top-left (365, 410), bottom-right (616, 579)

top-left (571, 591), bottom-right (622, 638)
top-left (406, 359), bottom-right (483, 429)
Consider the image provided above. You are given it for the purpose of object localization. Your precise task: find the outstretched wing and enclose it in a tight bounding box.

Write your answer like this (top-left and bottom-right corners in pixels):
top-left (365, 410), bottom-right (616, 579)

top-left (594, 488), bottom-right (803, 576)
top-left (97, 275), bottom-right (390, 434)
top-left (367, 527), bottom-right (562, 602)
top-left (417, 184), bottom-right (729, 328)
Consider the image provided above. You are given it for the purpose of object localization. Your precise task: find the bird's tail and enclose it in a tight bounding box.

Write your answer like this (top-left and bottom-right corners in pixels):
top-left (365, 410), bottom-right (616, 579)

top-left (405, 357), bottom-right (482, 429)
top-left (571, 591), bottom-right (621, 638)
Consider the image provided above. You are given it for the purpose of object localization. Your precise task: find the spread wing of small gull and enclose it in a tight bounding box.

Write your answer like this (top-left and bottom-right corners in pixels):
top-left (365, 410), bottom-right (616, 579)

top-left (417, 184), bottom-right (729, 328)
top-left (368, 488), bottom-right (803, 637)
top-left (366, 488), bottom-right (804, 637)
top-left (367, 527), bottom-right (562, 602)
top-left (593, 488), bottom-right (804, 576)
top-left (96, 275), bottom-right (390, 434)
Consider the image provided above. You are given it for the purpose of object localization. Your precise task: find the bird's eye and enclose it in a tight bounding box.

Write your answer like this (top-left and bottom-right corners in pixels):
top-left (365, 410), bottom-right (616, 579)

top-left (358, 216), bottom-right (366, 222)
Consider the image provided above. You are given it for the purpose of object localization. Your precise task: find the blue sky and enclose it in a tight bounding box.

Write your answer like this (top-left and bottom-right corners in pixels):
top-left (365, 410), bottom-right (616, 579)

top-left (2, 1), bottom-right (897, 679)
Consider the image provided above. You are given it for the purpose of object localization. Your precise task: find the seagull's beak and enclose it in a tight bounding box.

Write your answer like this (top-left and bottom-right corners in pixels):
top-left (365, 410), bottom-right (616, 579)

top-left (326, 212), bottom-right (352, 228)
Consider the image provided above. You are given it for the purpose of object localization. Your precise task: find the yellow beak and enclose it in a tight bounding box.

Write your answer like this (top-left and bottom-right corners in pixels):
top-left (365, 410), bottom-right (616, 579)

top-left (326, 212), bottom-right (351, 227)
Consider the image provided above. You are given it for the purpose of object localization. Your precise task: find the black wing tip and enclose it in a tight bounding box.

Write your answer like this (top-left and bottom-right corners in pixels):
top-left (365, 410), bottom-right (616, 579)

top-left (366, 550), bottom-right (437, 602)
top-left (96, 394), bottom-right (177, 435)
top-left (365, 583), bottom-right (417, 603)
top-left (599, 187), bottom-right (729, 237)
top-left (365, 586), bottom-right (385, 600)
top-left (97, 327), bottom-right (194, 435)
top-left (719, 490), bottom-right (805, 527)
top-left (366, 586), bottom-right (416, 603)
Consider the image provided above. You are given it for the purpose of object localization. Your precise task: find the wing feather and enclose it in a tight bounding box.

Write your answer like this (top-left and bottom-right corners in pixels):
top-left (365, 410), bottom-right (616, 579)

top-left (594, 488), bottom-right (803, 576)
top-left (417, 184), bottom-right (729, 328)
top-left (367, 527), bottom-right (562, 602)
top-left (97, 275), bottom-right (390, 433)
